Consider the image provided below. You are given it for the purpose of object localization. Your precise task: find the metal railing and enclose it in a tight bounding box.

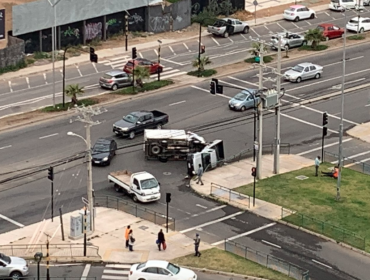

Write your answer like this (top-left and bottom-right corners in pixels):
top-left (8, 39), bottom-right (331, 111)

top-left (225, 240), bottom-right (309, 280)
top-left (210, 182), bottom-right (250, 208)
top-left (94, 196), bottom-right (175, 230)
top-left (0, 244), bottom-right (100, 258)
top-left (282, 207), bottom-right (366, 250)
top-left (324, 151), bottom-right (370, 175)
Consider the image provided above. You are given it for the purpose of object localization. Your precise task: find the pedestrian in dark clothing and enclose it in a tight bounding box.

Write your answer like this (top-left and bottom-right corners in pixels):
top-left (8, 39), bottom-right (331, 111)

top-left (157, 229), bottom-right (166, 251)
top-left (315, 156), bottom-right (321, 176)
top-left (194, 233), bottom-right (201, 257)
top-left (196, 164), bottom-right (204, 185)
top-left (128, 229), bottom-right (135, 252)
top-left (125, 225), bottom-right (131, 248)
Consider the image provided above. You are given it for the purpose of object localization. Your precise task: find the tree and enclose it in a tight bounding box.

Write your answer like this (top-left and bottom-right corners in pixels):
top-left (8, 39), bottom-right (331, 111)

top-left (132, 66), bottom-right (150, 88)
top-left (305, 29), bottom-right (325, 50)
top-left (65, 84), bottom-right (84, 105)
top-left (192, 55), bottom-right (211, 72)
top-left (249, 41), bottom-right (268, 57)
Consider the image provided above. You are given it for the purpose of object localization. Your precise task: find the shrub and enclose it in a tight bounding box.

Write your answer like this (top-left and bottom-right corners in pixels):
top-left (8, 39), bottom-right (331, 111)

top-left (41, 98), bottom-right (98, 112)
top-left (298, 45), bottom-right (328, 51)
top-left (245, 56), bottom-right (273, 63)
top-left (115, 80), bottom-right (174, 95)
top-left (187, 69), bottom-right (217, 77)
top-left (0, 60), bottom-right (28, 75)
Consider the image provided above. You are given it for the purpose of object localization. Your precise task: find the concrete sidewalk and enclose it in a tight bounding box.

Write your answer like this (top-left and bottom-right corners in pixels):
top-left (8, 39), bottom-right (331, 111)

top-left (0, 207), bottom-right (211, 263)
top-left (190, 154), bottom-right (313, 220)
top-left (347, 122), bottom-right (370, 143)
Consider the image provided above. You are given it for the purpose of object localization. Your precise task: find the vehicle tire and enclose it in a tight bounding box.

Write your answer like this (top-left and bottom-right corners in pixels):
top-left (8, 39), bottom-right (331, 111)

top-left (114, 184), bottom-right (121, 192)
top-left (10, 272), bottom-right (22, 280)
top-left (129, 131), bottom-right (135, 139)
top-left (112, 84), bottom-right (118, 91)
top-left (159, 156), bottom-right (168, 163)
top-left (156, 124), bottom-right (162, 129)
top-left (296, 77), bottom-right (302, 83)
top-left (243, 27), bottom-right (249, 34)
top-left (284, 44), bottom-right (290, 50)
top-left (294, 16), bottom-right (299, 22)
top-left (360, 28), bottom-right (365, 33)
top-left (240, 106), bottom-right (246, 112)
top-left (132, 195), bottom-right (138, 203)
top-left (310, 13), bottom-right (315, 19)
top-left (315, 73), bottom-right (321, 79)
top-left (223, 32), bottom-right (229, 38)
top-left (151, 145), bottom-right (162, 155)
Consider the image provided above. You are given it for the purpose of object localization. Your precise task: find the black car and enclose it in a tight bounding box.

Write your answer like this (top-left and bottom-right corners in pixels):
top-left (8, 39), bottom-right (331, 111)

top-left (91, 138), bottom-right (117, 166)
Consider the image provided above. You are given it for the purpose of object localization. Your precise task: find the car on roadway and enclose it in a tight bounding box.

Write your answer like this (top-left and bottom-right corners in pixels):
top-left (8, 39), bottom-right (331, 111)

top-left (346, 17), bottom-right (370, 33)
top-left (129, 260), bottom-right (197, 280)
top-left (316, 23), bottom-right (344, 40)
top-left (229, 89), bottom-right (260, 111)
top-left (207, 18), bottom-right (249, 38)
top-left (284, 63), bottom-right (323, 83)
top-left (124, 58), bottom-right (163, 75)
top-left (91, 138), bottom-right (117, 166)
top-left (0, 253), bottom-right (29, 280)
top-left (283, 5), bottom-right (316, 22)
top-left (99, 70), bottom-right (133, 91)
top-left (270, 32), bottom-right (307, 50)
top-left (329, 0), bottom-right (357, 11)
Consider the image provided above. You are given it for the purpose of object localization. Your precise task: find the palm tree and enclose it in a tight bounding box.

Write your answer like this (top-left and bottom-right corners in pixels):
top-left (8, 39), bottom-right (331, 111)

top-left (304, 29), bottom-right (325, 50)
top-left (249, 41), bottom-right (268, 58)
top-left (192, 55), bottom-right (211, 72)
top-left (132, 66), bottom-right (150, 88)
top-left (65, 84), bottom-right (84, 105)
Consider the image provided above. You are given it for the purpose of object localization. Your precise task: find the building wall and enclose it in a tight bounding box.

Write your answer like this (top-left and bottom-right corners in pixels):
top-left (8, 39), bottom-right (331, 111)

top-left (0, 36), bottom-right (25, 69)
top-left (0, 4), bottom-right (8, 49)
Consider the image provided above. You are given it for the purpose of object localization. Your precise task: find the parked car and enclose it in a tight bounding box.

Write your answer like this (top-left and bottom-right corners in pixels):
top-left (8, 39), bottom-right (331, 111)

top-left (284, 63), bottom-right (323, 83)
top-left (364, 0), bottom-right (370, 5)
top-left (329, 0), bottom-right (357, 11)
top-left (229, 89), bottom-right (260, 111)
top-left (317, 23), bottom-right (344, 40)
top-left (124, 58), bottom-right (163, 75)
top-left (129, 260), bottom-right (197, 280)
top-left (270, 32), bottom-right (307, 50)
top-left (113, 110), bottom-right (169, 139)
top-left (346, 17), bottom-right (370, 33)
top-left (0, 253), bottom-right (29, 280)
top-left (207, 18), bottom-right (249, 38)
top-left (283, 5), bottom-right (316, 21)
top-left (99, 70), bottom-right (132, 91)
top-left (91, 138), bottom-right (117, 166)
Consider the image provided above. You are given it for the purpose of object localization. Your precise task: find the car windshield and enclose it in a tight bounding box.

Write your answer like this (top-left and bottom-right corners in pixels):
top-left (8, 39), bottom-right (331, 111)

top-left (288, 7), bottom-right (297, 11)
top-left (292, 65), bottom-right (304, 72)
top-left (140, 178), bottom-right (158, 190)
top-left (137, 262), bottom-right (146, 269)
top-left (233, 92), bottom-right (247, 101)
top-left (331, 0), bottom-right (339, 3)
top-left (167, 263), bottom-right (180, 275)
top-left (0, 253), bottom-right (11, 264)
top-left (316, 26), bottom-right (325, 31)
top-left (349, 19), bottom-right (359, 23)
top-left (93, 143), bottom-right (109, 153)
top-left (103, 74), bottom-right (113, 79)
top-left (126, 62), bottom-right (134, 67)
top-left (123, 114), bottom-right (138, 123)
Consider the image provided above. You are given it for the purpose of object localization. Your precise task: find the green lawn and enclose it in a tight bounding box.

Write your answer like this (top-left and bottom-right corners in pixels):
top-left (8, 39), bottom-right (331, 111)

top-left (172, 248), bottom-right (294, 280)
top-left (235, 163), bottom-right (370, 251)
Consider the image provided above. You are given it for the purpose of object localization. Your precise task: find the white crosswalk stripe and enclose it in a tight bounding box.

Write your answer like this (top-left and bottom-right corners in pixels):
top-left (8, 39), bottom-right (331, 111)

top-left (101, 264), bottom-right (131, 280)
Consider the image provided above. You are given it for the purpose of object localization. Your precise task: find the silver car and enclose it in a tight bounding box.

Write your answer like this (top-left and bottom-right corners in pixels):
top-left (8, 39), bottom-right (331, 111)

top-left (229, 89), bottom-right (260, 111)
top-left (99, 70), bottom-right (133, 91)
top-left (284, 62), bottom-right (323, 83)
top-left (0, 253), bottom-right (29, 279)
top-left (271, 32), bottom-right (307, 50)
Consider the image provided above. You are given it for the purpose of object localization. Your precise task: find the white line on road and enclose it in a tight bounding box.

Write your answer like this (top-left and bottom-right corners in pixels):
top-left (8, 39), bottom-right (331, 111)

top-left (43, 73), bottom-right (48, 84)
top-left (103, 269), bottom-right (128, 275)
top-left (26, 77), bottom-right (31, 89)
top-left (227, 76), bottom-right (258, 87)
top-left (39, 133), bottom-right (59, 139)
top-left (325, 12), bottom-right (330, 17)
top-left (80, 264), bottom-right (91, 280)
top-left (276, 22), bottom-right (285, 30)
top-left (76, 65), bottom-right (83, 77)
top-left (312, 259), bottom-right (332, 269)
top-left (169, 100), bottom-right (186, 106)
top-left (252, 28), bottom-right (261, 37)
top-left (8, 81), bottom-right (13, 92)
top-left (292, 22), bottom-right (299, 28)
top-left (206, 205), bottom-right (227, 212)
top-left (92, 63), bottom-right (99, 73)
top-left (0, 214), bottom-right (24, 228)
top-left (60, 69), bottom-right (63, 77)
top-left (102, 276), bottom-right (126, 280)
top-left (160, 57), bottom-right (185, 66)
top-left (331, 150), bottom-right (370, 164)
top-left (154, 49), bottom-right (158, 56)
top-left (264, 25), bottom-right (269, 31)
top-left (196, 204), bottom-right (208, 209)
top-left (183, 42), bottom-right (191, 52)
top-left (0, 145), bottom-right (12, 150)
top-left (305, 20), bottom-right (311, 25)
top-left (227, 37), bottom-right (234, 43)
top-left (169, 46), bottom-right (176, 55)
top-left (139, 52), bottom-right (143, 58)
top-left (180, 211), bottom-right (244, 233)
top-left (297, 138), bottom-right (352, 156)
top-left (212, 222), bottom-right (276, 245)
top-left (106, 264), bottom-right (131, 269)
top-left (212, 37), bottom-right (220, 46)
top-left (262, 239), bottom-right (282, 248)
top-left (240, 33), bottom-right (247, 40)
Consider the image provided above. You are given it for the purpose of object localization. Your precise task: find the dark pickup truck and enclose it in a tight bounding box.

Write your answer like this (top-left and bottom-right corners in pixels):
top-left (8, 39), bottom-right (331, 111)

top-left (113, 110), bottom-right (169, 139)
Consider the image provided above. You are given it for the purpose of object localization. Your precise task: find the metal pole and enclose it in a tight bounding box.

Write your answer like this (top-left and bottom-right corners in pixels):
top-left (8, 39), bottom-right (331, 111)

top-left (321, 134), bottom-right (325, 162)
top-left (158, 44), bottom-right (161, 81)
top-left (274, 36), bottom-right (282, 174)
top-left (132, 59), bottom-right (135, 92)
top-left (37, 262), bottom-right (40, 280)
top-left (125, 15), bottom-right (128, 51)
top-left (51, 181), bottom-right (54, 222)
top-left (166, 201), bottom-right (169, 233)
top-left (257, 42), bottom-right (264, 179)
top-left (253, 175), bottom-right (256, 206)
top-left (62, 48), bottom-right (66, 107)
top-left (253, 96), bottom-right (256, 162)
top-left (59, 207), bottom-right (65, 241)
top-left (52, 4), bottom-right (56, 107)
top-left (83, 206), bottom-right (87, 256)
top-left (86, 124), bottom-right (94, 231)
top-left (46, 238), bottom-right (50, 280)
top-left (197, 22), bottom-right (202, 77)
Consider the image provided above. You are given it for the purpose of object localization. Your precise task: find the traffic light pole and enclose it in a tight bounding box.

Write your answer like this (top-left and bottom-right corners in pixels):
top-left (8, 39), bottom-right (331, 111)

top-left (86, 124), bottom-right (94, 232)
top-left (166, 201), bottom-right (169, 233)
top-left (253, 174), bottom-right (256, 207)
top-left (257, 43), bottom-right (264, 180)
top-left (273, 36), bottom-right (282, 174)
top-left (51, 181), bottom-right (54, 222)
top-left (125, 14), bottom-right (128, 51)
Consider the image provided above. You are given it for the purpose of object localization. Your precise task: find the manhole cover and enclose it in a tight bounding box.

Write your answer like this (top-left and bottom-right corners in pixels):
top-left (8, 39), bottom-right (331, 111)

top-left (296, 175), bottom-right (309, 180)
top-left (163, 172), bottom-right (171, 175)
top-left (139, 226), bottom-right (149, 230)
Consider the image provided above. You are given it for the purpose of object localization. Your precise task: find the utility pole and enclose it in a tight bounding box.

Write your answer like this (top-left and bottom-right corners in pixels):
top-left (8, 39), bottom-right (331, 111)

top-left (273, 35), bottom-right (282, 174)
top-left (44, 233), bottom-right (51, 280)
top-left (257, 41), bottom-right (264, 179)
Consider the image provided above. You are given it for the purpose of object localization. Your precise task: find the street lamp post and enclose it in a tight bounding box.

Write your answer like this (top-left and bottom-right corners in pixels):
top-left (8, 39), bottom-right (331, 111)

top-left (197, 22), bottom-right (202, 77)
top-left (34, 252), bottom-right (43, 280)
top-left (157, 40), bottom-right (162, 81)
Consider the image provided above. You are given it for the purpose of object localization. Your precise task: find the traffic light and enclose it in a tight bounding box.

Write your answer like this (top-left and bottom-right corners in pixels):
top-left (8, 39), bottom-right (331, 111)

top-left (323, 127), bottom-right (328, 137)
top-left (132, 47), bottom-right (137, 59)
top-left (166, 193), bottom-right (171, 203)
top-left (210, 80), bottom-right (216, 94)
top-left (89, 47), bottom-right (98, 63)
top-left (322, 112), bottom-right (328, 126)
top-left (47, 166), bottom-right (54, 181)
top-left (251, 167), bottom-right (256, 177)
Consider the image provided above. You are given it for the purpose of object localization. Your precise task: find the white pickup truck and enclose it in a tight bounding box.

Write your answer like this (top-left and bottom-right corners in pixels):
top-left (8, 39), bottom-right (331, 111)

top-left (108, 170), bottom-right (161, 203)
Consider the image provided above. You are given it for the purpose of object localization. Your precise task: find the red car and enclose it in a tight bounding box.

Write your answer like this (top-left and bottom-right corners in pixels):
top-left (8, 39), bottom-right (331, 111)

top-left (123, 58), bottom-right (163, 74)
top-left (317, 23), bottom-right (344, 40)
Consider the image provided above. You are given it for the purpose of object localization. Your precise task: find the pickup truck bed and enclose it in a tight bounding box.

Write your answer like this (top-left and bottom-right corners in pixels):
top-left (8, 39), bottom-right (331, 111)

top-left (109, 170), bottom-right (132, 186)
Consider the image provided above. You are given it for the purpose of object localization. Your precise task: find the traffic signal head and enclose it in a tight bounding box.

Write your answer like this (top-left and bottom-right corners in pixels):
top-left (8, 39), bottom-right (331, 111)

top-left (166, 193), bottom-right (171, 203)
top-left (251, 167), bottom-right (256, 177)
top-left (322, 112), bottom-right (328, 126)
top-left (48, 166), bottom-right (54, 181)
top-left (132, 47), bottom-right (137, 59)
top-left (323, 127), bottom-right (328, 137)
top-left (210, 80), bottom-right (216, 94)
top-left (89, 47), bottom-right (98, 63)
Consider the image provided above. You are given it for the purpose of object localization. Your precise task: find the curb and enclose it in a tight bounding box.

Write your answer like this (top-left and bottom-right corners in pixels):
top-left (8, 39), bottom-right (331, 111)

top-left (182, 266), bottom-right (270, 280)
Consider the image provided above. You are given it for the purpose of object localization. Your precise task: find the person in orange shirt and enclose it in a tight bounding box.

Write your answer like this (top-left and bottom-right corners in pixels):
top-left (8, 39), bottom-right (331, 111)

top-left (125, 225), bottom-right (131, 248)
top-left (322, 166), bottom-right (339, 179)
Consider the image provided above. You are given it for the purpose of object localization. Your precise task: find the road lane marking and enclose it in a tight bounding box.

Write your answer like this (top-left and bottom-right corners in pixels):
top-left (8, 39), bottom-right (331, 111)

top-left (305, 20), bottom-right (311, 25)
top-left (169, 100), bottom-right (186, 106)
top-left (346, 156), bottom-right (370, 166)
top-left (43, 73), bottom-right (48, 84)
top-left (312, 259), bottom-right (332, 269)
top-left (160, 57), bottom-right (185, 66)
top-left (227, 37), bottom-right (234, 43)
top-left (26, 77), bottom-right (31, 89)
top-left (80, 264), bottom-right (91, 280)
top-left (106, 264), bottom-right (131, 269)
top-left (154, 49), bottom-right (158, 56)
top-left (262, 239), bottom-right (282, 248)
top-left (297, 138), bottom-right (352, 156)
top-left (91, 62), bottom-right (99, 73)
top-left (331, 150), bottom-right (370, 164)
top-left (227, 76), bottom-right (258, 87)
top-left (292, 22), bottom-right (299, 28)
top-left (169, 46), bottom-right (176, 55)
top-left (59, 69), bottom-right (63, 77)
top-left (192, 85), bottom-right (232, 99)
top-left (0, 145), bottom-right (12, 150)
top-left (240, 33), bottom-right (247, 40)
top-left (276, 22), bottom-right (285, 31)
top-left (0, 214), bottom-right (24, 228)
top-left (103, 269), bottom-right (128, 275)
top-left (39, 133), bottom-right (59, 139)
top-left (212, 37), bottom-right (220, 46)
top-left (180, 211), bottom-right (244, 233)
top-left (252, 28), bottom-right (261, 37)
top-left (76, 65), bottom-right (83, 77)
top-left (264, 25), bottom-right (269, 31)
top-left (196, 204), bottom-right (208, 209)
top-left (206, 205), bottom-right (227, 212)
top-left (139, 52), bottom-right (143, 58)
top-left (331, 78), bottom-right (366, 89)
top-left (183, 42), bottom-right (191, 52)
top-left (211, 222), bottom-right (276, 245)
top-left (8, 81), bottom-right (13, 92)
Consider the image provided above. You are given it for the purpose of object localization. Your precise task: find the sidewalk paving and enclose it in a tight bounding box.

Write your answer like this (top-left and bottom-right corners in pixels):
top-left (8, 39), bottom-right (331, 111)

top-left (347, 122), bottom-right (370, 144)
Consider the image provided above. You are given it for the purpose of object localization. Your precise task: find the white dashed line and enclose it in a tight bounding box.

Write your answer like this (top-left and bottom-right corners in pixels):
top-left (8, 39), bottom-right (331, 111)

top-left (39, 133), bottom-right (59, 139)
top-left (169, 100), bottom-right (186, 106)
top-left (154, 49), bottom-right (158, 56)
top-left (297, 138), bottom-right (352, 156)
top-left (76, 65), bottom-right (83, 77)
top-left (0, 145), bottom-right (12, 150)
top-left (196, 204), bottom-right (208, 209)
top-left (292, 22), bottom-right (299, 28)
top-left (305, 20), bottom-right (311, 25)
top-left (227, 76), bottom-right (258, 87)
top-left (43, 73), bottom-right (48, 84)
top-left (80, 264), bottom-right (91, 280)
top-left (252, 28), bottom-right (261, 37)
top-left (183, 42), bottom-right (191, 52)
top-left (312, 259), bottom-right (332, 269)
top-left (212, 37), bottom-right (220, 46)
top-left (8, 81), bottom-right (13, 92)
top-left (26, 77), bottom-right (31, 89)
top-left (0, 214), bottom-right (24, 228)
top-left (264, 25), bottom-right (269, 31)
top-left (92, 62), bottom-right (99, 73)
top-left (169, 46), bottom-right (176, 55)
top-left (139, 52), bottom-right (143, 58)
top-left (206, 205), bottom-right (227, 212)
top-left (262, 239), bottom-right (282, 248)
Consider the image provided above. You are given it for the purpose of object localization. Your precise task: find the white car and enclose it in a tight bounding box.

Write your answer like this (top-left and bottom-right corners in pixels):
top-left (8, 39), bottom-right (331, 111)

top-left (346, 17), bottom-right (370, 33)
top-left (283, 5), bottom-right (316, 22)
top-left (0, 253), bottom-right (29, 280)
top-left (329, 0), bottom-right (357, 11)
top-left (129, 260), bottom-right (197, 280)
top-left (284, 62), bottom-right (323, 83)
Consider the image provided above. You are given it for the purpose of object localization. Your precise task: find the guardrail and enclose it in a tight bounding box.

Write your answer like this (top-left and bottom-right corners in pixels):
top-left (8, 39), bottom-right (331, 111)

top-left (94, 196), bottom-right (175, 230)
top-left (210, 182), bottom-right (251, 208)
top-left (324, 151), bottom-right (370, 175)
top-left (0, 244), bottom-right (100, 258)
top-left (225, 240), bottom-right (309, 280)
top-left (282, 207), bottom-right (366, 250)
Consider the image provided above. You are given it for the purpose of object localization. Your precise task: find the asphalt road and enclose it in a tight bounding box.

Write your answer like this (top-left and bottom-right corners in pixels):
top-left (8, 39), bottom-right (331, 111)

top-left (1, 7), bottom-right (370, 116)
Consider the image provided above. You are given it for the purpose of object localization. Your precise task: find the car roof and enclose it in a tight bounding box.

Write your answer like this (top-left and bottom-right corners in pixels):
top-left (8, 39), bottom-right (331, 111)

top-left (297, 62), bottom-right (317, 67)
top-left (350, 16), bottom-right (369, 20)
top-left (318, 23), bottom-right (335, 27)
top-left (221, 18), bottom-right (236, 21)
top-left (130, 110), bottom-right (152, 117)
top-left (144, 260), bottom-right (169, 268)
top-left (290, 5), bottom-right (306, 8)
top-left (95, 138), bottom-right (114, 145)
top-left (105, 70), bottom-right (126, 76)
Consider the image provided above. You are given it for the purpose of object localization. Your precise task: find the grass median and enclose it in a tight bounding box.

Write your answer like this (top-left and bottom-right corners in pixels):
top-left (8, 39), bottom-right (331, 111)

top-left (235, 163), bottom-right (370, 251)
top-left (115, 80), bottom-right (174, 95)
top-left (172, 248), bottom-right (294, 280)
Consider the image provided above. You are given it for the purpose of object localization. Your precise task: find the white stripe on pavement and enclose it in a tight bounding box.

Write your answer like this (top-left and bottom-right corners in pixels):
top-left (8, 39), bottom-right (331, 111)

top-left (101, 276), bottom-right (126, 280)
top-left (0, 214), bottom-right (24, 228)
top-left (103, 270), bottom-right (129, 275)
top-left (80, 264), bottom-right (91, 280)
top-left (312, 259), bottom-right (333, 269)
top-left (39, 133), bottom-right (59, 139)
top-left (331, 150), bottom-right (370, 164)
top-left (0, 145), bottom-right (12, 150)
top-left (106, 264), bottom-right (131, 269)
top-left (262, 239), bottom-right (282, 248)
top-left (297, 138), bottom-right (353, 156)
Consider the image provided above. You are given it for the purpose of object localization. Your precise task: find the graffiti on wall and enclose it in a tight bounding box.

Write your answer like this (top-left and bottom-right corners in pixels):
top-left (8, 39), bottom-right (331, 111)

top-left (149, 15), bottom-right (170, 32)
top-left (85, 22), bottom-right (102, 40)
top-left (129, 13), bottom-right (144, 25)
top-left (63, 26), bottom-right (80, 38)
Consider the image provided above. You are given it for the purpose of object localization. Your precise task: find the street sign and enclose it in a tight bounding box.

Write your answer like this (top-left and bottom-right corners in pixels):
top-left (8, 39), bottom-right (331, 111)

top-left (0, 9), bottom-right (5, 41)
top-left (253, 0), bottom-right (258, 6)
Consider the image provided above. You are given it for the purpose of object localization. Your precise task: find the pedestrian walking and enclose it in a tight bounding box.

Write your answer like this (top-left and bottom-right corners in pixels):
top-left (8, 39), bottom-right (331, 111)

top-left (157, 229), bottom-right (166, 251)
top-left (196, 164), bottom-right (204, 185)
top-left (193, 233), bottom-right (201, 257)
top-left (315, 156), bottom-right (321, 176)
top-left (125, 225), bottom-right (131, 248)
top-left (128, 229), bottom-right (135, 251)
